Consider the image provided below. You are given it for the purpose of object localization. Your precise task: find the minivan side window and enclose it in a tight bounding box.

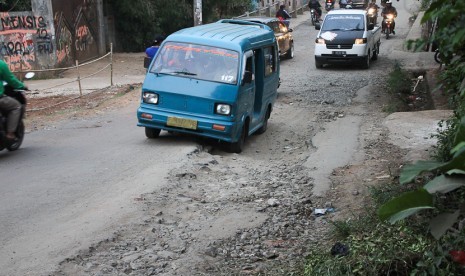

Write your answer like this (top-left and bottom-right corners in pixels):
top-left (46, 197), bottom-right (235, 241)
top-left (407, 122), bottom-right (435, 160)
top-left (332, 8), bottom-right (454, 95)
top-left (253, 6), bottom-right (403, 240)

top-left (264, 46), bottom-right (276, 77)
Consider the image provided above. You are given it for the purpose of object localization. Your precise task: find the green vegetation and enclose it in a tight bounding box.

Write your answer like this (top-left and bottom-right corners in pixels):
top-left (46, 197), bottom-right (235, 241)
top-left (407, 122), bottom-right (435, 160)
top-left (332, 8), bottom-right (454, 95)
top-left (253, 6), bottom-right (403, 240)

top-left (382, 62), bottom-right (414, 113)
top-left (305, 0), bottom-right (465, 274)
top-left (0, 0), bottom-right (31, 11)
top-left (304, 183), bottom-right (465, 275)
top-left (107, 0), bottom-right (252, 52)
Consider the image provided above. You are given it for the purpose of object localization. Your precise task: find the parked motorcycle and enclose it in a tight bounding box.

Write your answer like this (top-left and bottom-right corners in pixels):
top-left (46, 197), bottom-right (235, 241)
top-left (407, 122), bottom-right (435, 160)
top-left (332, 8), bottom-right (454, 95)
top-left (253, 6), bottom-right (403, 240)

top-left (0, 72), bottom-right (34, 152)
top-left (310, 8), bottom-right (319, 26)
top-left (382, 13), bottom-right (395, 39)
top-left (325, 0), bottom-right (335, 11)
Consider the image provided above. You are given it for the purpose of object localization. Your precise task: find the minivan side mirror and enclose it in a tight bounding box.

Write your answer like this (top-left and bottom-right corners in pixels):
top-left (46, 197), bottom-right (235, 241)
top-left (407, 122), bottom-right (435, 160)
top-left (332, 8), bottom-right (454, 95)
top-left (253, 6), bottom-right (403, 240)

top-left (242, 71), bottom-right (253, 85)
top-left (368, 23), bottom-right (374, 30)
top-left (315, 23), bottom-right (321, 30)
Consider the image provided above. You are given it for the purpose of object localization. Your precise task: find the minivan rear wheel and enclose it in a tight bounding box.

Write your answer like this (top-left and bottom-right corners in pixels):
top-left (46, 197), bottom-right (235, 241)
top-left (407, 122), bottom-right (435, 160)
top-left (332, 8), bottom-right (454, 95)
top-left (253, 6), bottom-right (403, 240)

top-left (145, 127), bottom-right (161, 138)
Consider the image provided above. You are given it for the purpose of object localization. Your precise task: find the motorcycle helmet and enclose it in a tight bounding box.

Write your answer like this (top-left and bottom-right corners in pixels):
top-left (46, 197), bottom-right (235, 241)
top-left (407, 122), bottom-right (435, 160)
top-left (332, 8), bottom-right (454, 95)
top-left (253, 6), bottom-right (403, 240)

top-left (386, 0), bottom-right (392, 3)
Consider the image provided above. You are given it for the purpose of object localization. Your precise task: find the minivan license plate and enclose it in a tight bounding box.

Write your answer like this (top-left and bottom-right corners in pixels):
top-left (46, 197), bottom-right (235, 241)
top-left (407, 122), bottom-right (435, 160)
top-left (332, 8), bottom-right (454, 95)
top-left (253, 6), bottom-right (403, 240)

top-left (167, 117), bottom-right (197, 130)
top-left (333, 51), bottom-right (346, 55)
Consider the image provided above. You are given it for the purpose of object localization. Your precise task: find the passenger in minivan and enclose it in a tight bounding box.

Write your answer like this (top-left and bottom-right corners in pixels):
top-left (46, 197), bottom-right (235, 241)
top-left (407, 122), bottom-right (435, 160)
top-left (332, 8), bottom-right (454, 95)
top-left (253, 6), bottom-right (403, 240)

top-left (168, 51), bottom-right (183, 68)
top-left (216, 57), bottom-right (237, 84)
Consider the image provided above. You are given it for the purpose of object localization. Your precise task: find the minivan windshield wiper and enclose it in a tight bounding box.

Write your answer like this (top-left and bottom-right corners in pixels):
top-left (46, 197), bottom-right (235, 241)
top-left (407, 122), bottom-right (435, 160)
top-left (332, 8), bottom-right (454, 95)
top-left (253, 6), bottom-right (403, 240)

top-left (170, 70), bottom-right (197, 76)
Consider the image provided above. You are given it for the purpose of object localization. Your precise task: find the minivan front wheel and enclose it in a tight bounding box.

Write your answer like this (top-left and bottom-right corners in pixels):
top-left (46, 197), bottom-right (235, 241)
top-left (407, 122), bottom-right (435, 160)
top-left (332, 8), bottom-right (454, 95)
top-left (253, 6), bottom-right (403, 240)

top-left (229, 124), bottom-right (247, 153)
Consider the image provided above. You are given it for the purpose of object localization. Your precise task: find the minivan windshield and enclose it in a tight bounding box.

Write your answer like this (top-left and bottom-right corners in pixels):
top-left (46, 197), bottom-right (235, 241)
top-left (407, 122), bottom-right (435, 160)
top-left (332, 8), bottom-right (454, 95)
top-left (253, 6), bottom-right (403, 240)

top-left (150, 42), bottom-right (239, 85)
top-left (321, 14), bottom-right (365, 31)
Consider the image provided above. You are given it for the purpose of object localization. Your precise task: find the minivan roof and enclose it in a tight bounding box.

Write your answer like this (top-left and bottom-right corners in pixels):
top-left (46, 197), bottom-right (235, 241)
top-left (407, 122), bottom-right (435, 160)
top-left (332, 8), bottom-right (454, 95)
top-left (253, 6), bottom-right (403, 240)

top-left (165, 20), bottom-right (276, 51)
top-left (326, 9), bottom-right (367, 15)
top-left (237, 17), bottom-right (280, 24)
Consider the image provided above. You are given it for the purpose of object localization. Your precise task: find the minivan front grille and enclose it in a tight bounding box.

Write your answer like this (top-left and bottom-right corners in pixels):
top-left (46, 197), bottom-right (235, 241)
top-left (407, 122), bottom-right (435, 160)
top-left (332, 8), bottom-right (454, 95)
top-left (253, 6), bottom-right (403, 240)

top-left (326, 44), bottom-right (353, 50)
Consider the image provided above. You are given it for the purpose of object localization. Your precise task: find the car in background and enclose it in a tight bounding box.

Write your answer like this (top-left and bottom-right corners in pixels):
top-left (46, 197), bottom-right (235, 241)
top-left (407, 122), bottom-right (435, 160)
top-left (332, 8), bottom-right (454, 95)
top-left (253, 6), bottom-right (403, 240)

top-left (239, 17), bottom-right (294, 59)
top-left (350, 0), bottom-right (369, 9)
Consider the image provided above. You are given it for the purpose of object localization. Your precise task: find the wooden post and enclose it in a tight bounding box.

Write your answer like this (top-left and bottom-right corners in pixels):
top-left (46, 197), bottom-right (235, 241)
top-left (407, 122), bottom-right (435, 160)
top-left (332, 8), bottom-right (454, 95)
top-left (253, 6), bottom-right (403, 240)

top-left (19, 62), bottom-right (23, 82)
top-left (76, 60), bottom-right (83, 97)
top-left (110, 43), bottom-right (114, 86)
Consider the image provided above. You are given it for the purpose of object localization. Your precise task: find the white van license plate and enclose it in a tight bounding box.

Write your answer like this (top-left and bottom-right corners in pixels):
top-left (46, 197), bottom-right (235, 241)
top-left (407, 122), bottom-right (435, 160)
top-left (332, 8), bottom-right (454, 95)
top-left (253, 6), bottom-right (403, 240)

top-left (167, 117), bottom-right (198, 130)
top-left (333, 51), bottom-right (346, 55)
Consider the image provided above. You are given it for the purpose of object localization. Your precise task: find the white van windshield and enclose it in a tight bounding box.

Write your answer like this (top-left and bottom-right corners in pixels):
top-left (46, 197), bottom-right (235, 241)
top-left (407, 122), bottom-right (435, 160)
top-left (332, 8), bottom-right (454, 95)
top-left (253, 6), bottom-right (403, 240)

top-left (150, 42), bottom-right (239, 85)
top-left (322, 14), bottom-right (365, 31)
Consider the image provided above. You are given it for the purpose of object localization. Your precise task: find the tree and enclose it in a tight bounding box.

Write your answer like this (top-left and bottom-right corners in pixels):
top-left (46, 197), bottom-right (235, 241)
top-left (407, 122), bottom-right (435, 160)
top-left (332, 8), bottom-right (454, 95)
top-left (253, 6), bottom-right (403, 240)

top-left (0, 0), bottom-right (31, 11)
top-left (107, 0), bottom-right (252, 52)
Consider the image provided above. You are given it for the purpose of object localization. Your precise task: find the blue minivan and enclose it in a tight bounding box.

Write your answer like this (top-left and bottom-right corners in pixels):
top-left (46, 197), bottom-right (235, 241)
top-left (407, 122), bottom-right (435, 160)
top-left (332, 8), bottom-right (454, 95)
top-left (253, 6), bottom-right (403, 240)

top-left (137, 19), bottom-right (280, 153)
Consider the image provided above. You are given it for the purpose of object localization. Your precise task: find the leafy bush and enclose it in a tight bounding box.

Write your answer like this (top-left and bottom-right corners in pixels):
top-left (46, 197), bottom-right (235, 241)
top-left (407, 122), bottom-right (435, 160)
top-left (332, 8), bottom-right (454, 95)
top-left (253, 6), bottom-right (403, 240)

top-left (0, 0), bottom-right (31, 11)
top-left (108, 0), bottom-right (252, 52)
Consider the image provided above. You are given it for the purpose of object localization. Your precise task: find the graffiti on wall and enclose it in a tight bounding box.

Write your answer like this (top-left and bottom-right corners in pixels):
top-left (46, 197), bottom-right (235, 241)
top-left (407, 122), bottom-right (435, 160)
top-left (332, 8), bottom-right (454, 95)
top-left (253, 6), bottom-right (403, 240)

top-left (0, 12), bottom-right (53, 71)
top-left (54, 11), bottom-right (72, 65)
top-left (52, 0), bottom-right (99, 66)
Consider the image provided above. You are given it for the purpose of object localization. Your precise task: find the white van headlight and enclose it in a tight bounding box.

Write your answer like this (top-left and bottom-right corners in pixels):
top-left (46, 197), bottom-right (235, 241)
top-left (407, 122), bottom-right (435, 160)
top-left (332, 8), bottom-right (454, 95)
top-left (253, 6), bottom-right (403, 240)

top-left (355, 38), bottom-right (367, 44)
top-left (142, 92), bottom-right (159, 104)
top-left (215, 104), bottom-right (231, 116)
top-left (315, 38), bottom-right (326, 44)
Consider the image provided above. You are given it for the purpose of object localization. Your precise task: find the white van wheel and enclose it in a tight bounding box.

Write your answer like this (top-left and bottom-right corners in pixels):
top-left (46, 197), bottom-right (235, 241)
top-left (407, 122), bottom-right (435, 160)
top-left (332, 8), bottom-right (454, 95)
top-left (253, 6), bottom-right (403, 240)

top-left (363, 52), bottom-right (370, 69)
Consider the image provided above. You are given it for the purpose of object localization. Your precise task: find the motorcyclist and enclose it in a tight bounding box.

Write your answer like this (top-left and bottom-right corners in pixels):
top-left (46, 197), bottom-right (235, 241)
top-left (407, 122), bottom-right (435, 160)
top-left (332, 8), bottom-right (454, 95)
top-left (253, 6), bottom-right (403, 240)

top-left (339, 0), bottom-right (351, 9)
top-left (308, 0), bottom-right (322, 21)
top-left (367, 0), bottom-right (379, 24)
top-left (0, 60), bottom-right (27, 141)
top-left (368, 0), bottom-right (379, 11)
top-left (276, 5), bottom-right (291, 27)
top-left (381, 0), bottom-right (397, 34)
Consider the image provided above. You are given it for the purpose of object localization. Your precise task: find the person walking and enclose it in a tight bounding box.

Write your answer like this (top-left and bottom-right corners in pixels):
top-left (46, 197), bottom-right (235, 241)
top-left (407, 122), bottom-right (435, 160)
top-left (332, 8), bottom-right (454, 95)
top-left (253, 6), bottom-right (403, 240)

top-left (144, 35), bottom-right (165, 68)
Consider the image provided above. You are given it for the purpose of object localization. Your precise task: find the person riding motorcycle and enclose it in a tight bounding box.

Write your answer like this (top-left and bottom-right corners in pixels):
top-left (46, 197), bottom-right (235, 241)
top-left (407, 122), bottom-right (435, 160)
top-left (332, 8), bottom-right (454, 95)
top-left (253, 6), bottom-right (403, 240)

top-left (0, 60), bottom-right (27, 142)
top-left (367, 0), bottom-right (379, 24)
top-left (381, 0), bottom-right (397, 34)
top-left (367, 0), bottom-right (379, 11)
top-left (308, 0), bottom-right (322, 21)
top-left (275, 5), bottom-right (291, 27)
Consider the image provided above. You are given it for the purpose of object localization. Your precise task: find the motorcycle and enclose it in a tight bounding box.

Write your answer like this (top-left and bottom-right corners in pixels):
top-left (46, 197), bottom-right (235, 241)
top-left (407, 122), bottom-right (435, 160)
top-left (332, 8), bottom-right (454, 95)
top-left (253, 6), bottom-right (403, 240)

top-left (0, 72), bottom-right (34, 152)
top-left (367, 6), bottom-right (378, 25)
top-left (325, 0), bottom-right (335, 11)
top-left (382, 13), bottom-right (395, 39)
top-left (310, 8), bottom-right (319, 26)
top-left (340, 0), bottom-right (353, 9)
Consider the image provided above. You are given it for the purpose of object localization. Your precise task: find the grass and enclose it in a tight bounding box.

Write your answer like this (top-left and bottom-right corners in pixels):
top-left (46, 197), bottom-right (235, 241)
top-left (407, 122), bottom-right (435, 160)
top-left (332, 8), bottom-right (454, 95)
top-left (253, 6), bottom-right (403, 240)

top-left (303, 182), bottom-right (465, 275)
top-left (302, 62), bottom-right (465, 276)
top-left (382, 62), bottom-right (416, 113)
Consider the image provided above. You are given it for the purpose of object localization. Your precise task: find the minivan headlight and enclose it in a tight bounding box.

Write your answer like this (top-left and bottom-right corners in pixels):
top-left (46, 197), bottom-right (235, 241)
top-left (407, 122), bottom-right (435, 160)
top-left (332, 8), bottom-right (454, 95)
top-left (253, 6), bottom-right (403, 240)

top-left (143, 92), bottom-right (159, 104)
top-left (215, 104), bottom-right (231, 116)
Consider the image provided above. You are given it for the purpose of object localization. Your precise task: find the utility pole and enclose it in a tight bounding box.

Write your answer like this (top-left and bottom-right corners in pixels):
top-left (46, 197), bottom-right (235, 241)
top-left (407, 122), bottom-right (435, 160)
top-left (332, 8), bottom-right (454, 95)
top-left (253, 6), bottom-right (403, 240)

top-left (194, 0), bottom-right (202, 26)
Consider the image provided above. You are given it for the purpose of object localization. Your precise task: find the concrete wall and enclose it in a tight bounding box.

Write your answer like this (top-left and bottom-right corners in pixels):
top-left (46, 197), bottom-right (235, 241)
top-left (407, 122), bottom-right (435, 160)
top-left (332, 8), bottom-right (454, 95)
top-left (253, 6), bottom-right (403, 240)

top-left (0, 0), bottom-right (55, 72)
top-left (0, 0), bottom-right (104, 72)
